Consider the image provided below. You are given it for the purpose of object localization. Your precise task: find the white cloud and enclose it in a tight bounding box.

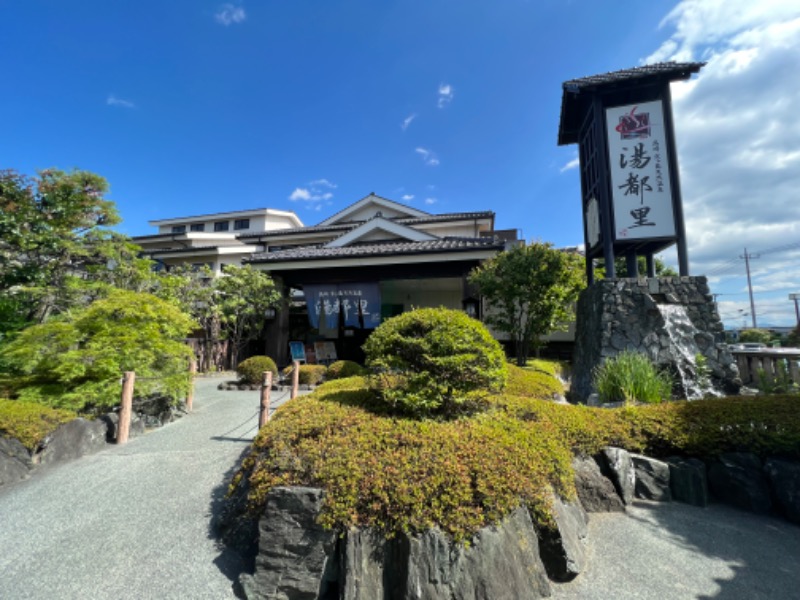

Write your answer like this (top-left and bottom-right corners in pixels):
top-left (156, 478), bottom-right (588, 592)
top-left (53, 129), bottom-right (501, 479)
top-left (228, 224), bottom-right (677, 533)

top-left (309, 178), bottom-right (337, 189)
top-left (402, 194), bottom-right (415, 201)
top-left (106, 94), bottom-right (136, 109)
top-left (560, 156), bottom-right (579, 173)
top-left (425, 197), bottom-right (437, 205)
top-left (288, 180), bottom-right (337, 209)
top-left (215, 3), bottom-right (246, 26)
top-left (437, 83), bottom-right (454, 108)
top-left (401, 113), bottom-right (417, 131)
top-left (643, 0), bottom-right (800, 327)
top-left (415, 147), bottom-right (440, 166)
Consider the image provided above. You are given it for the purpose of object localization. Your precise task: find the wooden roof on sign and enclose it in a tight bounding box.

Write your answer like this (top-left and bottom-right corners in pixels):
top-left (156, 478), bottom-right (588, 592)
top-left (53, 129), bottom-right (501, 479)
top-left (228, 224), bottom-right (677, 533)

top-left (557, 61), bottom-right (705, 146)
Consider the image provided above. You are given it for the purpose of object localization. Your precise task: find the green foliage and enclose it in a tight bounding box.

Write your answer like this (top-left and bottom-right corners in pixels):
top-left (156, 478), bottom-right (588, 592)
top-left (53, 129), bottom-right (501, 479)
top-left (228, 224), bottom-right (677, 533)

top-left (283, 364), bottom-right (328, 386)
top-left (1, 290), bottom-right (196, 413)
top-left (216, 265), bottom-right (281, 366)
top-left (504, 363), bottom-right (564, 400)
top-left (0, 168), bottom-right (124, 327)
top-left (592, 351), bottom-right (673, 405)
top-left (0, 399), bottom-right (77, 451)
top-left (233, 358), bottom-right (800, 542)
top-left (597, 255), bottom-right (678, 278)
top-left (469, 242), bottom-right (585, 365)
top-left (237, 356), bottom-right (278, 384)
top-left (756, 361), bottom-right (799, 395)
top-left (739, 328), bottom-right (773, 344)
top-left (362, 307), bottom-right (507, 417)
top-left (326, 360), bottom-right (367, 380)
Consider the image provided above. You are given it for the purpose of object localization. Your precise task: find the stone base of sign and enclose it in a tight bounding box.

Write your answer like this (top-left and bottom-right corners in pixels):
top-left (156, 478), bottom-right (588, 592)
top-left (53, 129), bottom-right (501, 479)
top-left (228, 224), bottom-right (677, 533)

top-left (572, 276), bottom-right (741, 402)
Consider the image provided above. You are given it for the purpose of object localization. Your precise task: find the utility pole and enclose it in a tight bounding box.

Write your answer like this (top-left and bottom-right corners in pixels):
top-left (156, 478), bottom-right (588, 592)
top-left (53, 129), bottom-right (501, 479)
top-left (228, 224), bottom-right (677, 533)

top-left (791, 293), bottom-right (800, 329)
top-left (740, 248), bottom-right (759, 328)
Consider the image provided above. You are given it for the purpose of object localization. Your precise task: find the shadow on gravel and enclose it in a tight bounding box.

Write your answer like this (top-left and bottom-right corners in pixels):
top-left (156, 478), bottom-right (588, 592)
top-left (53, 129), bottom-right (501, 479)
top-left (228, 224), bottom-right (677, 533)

top-left (627, 500), bottom-right (800, 600)
top-left (208, 445), bottom-right (259, 599)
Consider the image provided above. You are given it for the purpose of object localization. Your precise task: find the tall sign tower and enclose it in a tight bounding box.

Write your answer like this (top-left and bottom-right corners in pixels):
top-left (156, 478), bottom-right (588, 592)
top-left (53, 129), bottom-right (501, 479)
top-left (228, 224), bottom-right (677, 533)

top-left (557, 62), bottom-right (704, 283)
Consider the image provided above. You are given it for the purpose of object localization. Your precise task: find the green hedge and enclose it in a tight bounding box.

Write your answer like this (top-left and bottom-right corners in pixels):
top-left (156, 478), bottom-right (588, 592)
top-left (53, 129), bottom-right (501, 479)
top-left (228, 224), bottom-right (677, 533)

top-left (0, 399), bottom-right (77, 451)
top-left (282, 364), bottom-right (327, 386)
top-left (231, 364), bottom-right (800, 542)
top-left (237, 356), bottom-right (278, 384)
top-left (326, 360), bottom-right (367, 380)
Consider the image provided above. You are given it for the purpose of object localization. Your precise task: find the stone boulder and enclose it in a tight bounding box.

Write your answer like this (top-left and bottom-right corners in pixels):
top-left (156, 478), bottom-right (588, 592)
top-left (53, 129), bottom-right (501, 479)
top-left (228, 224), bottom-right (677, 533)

top-left (341, 505), bottom-right (551, 600)
top-left (537, 492), bottom-right (589, 582)
top-left (666, 457), bottom-right (708, 507)
top-left (572, 456), bottom-right (625, 513)
top-left (242, 486), bottom-right (339, 600)
top-left (763, 458), bottom-right (800, 524)
top-left (708, 452), bottom-right (771, 514)
top-left (631, 454), bottom-right (671, 501)
top-left (598, 447), bottom-right (636, 505)
top-left (100, 412), bottom-right (146, 443)
top-left (0, 435), bottom-right (32, 486)
top-left (34, 418), bottom-right (107, 466)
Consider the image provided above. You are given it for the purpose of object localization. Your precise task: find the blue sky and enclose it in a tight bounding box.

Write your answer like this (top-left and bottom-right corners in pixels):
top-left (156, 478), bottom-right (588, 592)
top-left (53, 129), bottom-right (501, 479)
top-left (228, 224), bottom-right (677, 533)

top-left (3, 1), bottom-right (800, 329)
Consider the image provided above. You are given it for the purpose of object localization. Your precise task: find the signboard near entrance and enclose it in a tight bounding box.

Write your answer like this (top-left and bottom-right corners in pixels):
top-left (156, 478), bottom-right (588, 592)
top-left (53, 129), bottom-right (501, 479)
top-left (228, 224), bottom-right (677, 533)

top-left (289, 341), bottom-right (306, 363)
top-left (606, 100), bottom-right (676, 241)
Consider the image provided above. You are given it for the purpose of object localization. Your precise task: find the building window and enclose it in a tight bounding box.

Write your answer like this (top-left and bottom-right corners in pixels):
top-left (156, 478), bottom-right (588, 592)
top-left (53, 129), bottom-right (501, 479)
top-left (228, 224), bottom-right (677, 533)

top-left (234, 219), bottom-right (250, 230)
top-left (214, 221), bottom-right (230, 232)
top-left (171, 225), bottom-right (186, 233)
top-left (190, 223), bottom-right (205, 232)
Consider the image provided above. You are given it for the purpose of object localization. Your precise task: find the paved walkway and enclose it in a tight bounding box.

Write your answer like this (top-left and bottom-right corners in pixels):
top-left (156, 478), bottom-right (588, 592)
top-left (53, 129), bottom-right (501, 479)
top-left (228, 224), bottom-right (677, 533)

top-left (0, 377), bottom-right (293, 600)
top-left (550, 500), bottom-right (800, 600)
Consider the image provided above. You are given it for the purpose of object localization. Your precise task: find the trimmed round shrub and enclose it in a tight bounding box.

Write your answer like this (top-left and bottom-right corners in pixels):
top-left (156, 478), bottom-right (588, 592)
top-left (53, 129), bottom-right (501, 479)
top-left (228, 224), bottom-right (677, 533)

top-left (237, 356), bottom-right (278, 385)
top-left (282, 363), bottom-right (328, 386)
top-left (362, 307), bottom-right (507, 417)
top-left (326, 360), bottom-right (367, 380)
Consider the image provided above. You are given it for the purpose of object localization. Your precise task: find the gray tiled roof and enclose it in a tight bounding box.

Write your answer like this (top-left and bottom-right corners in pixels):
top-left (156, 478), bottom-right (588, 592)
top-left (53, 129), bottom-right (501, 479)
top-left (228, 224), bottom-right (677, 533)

top-left (558, 62), bottom-right (705, 146)
top-left (238, 211), bottom-right (495, 240)
top-left (247, 237), bottom-right (505, 263)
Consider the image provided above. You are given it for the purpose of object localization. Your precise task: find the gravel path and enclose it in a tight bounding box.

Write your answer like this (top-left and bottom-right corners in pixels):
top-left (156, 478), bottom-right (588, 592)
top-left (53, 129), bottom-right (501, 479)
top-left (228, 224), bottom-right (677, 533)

top-left (550, 500), bottom-right (800, 600)
top-left (0, 377), bottom-right (292, 600)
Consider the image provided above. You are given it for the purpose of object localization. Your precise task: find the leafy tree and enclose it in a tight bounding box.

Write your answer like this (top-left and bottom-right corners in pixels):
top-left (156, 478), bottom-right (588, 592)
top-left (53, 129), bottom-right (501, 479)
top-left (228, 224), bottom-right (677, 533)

top-left (0, 290), bottom-right (196, 412)
top-left (469, 242), bottom-right (585, 365)
top-left (216, 265), bottom-right (281, 367)
top-left (787, 324), bottom-right (800, 348)
top-left (596, 255), bottom-right (678, 278)
top-left (738, 328), bottom-right (773, 345)
top-left (0, 169), bottom-right (122, 326)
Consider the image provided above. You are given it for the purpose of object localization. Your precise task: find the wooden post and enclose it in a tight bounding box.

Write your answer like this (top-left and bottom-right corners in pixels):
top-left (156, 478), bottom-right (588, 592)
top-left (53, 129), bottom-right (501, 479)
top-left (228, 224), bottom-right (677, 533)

top-left (117, 371), bottom-right (135, 445)
top-left (290, 360), bottom-right (300, 400)
top-left (186, 359), bottom-right (197, 412)
top-left (259, 371), bottom-right (273, 429)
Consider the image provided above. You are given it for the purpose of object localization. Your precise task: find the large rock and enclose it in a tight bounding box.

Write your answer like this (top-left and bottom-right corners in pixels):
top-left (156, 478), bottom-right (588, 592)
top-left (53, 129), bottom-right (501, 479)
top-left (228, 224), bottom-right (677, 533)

top-left (763, 458), bottom-right (800, 524)
top-left (246, 486), bottom-right (339, 600)
top-left (537, 493), bottom-right (588, 582)
top-left (631, 454), bottom-right (671, 501)
top-left (341, 505), bottom-right (551, 600)
top-left (666, 457), bottom-right (709, 507)
top-left (572, 456), bottom-right (625, 513)
top-left (0, 435), bottom-right (32, 486)
top-left (34, 418), bottom-right (108, 466)
top-left (598, 447), bottom-right (635, 505)
top-left (708, 452), bottom-right (771, 514)
top-left (100, 412), bottom-right (145, 442)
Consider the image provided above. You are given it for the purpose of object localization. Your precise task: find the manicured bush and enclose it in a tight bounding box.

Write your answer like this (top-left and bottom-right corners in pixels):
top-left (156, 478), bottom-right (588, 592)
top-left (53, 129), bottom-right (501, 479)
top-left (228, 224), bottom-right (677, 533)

top-left (592, 350), bottom-right (673, 404)
top-left (237, 356), bottom-right (278, 384)
top-left (362, 307), bottom-right (507, 417)
top-left (282, 363), bottom-right (327, 386)
top-left (230, 369), bottom-right (800, 543)
top-left (504, 363), bottom-right (564, 400)
top-left (0, 290), bottom-right (196, 413)
top-left (326, 360), bottom-right (367, 380)
top-left (0, 399), bottom-right (76, 451)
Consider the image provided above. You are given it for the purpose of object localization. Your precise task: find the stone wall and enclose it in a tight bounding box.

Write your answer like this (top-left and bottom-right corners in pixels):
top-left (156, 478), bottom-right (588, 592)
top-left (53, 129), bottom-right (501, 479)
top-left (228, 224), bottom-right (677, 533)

top-left (572, 276), bottom-right (741, 402)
